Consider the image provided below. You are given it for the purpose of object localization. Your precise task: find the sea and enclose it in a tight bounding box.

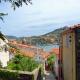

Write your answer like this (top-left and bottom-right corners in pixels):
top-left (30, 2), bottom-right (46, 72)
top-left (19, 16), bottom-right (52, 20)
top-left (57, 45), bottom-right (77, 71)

top-left (37, 44), bottom-right (59, 52)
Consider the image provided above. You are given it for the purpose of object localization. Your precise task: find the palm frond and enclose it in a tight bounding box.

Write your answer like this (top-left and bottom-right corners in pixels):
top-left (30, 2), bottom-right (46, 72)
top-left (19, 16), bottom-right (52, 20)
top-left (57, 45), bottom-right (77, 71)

top-left (0, 13), bottom-right (8, 22)
top-left (0, 17), bottom-right (3, 21)
top-left (0, 0), bottom-right (32, 7)
top-left (0, 13), bottom-right (8, 16)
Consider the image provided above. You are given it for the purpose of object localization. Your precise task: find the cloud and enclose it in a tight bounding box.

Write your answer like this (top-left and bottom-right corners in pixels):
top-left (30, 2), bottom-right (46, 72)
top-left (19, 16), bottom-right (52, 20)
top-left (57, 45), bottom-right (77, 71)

top-left (0, 0), bottom-right (80, 36)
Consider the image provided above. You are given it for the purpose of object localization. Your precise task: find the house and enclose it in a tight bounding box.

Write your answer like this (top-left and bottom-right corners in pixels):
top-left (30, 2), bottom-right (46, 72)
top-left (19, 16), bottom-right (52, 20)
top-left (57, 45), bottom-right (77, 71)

top-left (0, 32), bottom-right (9, 67)
top-left (9, 39), bottom-right (17, 44)
top-left (9, 42), bottom-right (49, 61)
top-left (50, 48), bottom-right (59, 58)
top-left (20, 49), bottom-right (35, 58)
top-left (34, 50), bottom-right (50, 63)
top-left (60, 24), bottom-right (80, 80)
top-left (9, 42), bottom-right (50, 74)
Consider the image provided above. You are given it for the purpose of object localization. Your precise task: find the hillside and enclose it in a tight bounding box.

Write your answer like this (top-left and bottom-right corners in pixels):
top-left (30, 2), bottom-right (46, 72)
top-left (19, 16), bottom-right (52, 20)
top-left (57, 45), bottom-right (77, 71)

top-left (42, 26), bottom-right (68, 43)
top-left (19, 26), bottom-right (69, 45)
top-left (5, 35), bottom-right (18, 39)
top-left (6, 26), bottom-right (68, 45)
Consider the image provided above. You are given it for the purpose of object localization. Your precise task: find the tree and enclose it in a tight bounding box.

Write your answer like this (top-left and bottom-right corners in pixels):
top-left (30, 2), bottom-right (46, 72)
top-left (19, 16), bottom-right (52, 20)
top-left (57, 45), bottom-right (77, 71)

top-left (47, 54), bottom-right (56, 70)
top-left (0, 13), bottom-right (8, 22)
top-left (0, 0), bottom-right (32, 9)
top-left (0, 0), bottom-right (32, 21)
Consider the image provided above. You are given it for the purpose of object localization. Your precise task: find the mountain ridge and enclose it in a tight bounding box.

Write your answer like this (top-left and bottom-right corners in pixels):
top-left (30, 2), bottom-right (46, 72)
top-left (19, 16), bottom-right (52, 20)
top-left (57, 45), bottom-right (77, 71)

top-left (6, 26), bottom-right (69, 45)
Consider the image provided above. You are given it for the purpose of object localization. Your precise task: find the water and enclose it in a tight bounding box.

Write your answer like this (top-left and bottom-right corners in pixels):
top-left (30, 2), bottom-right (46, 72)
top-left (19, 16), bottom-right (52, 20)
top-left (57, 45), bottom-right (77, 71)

top-left (37, 44), bottom-right (59, 52)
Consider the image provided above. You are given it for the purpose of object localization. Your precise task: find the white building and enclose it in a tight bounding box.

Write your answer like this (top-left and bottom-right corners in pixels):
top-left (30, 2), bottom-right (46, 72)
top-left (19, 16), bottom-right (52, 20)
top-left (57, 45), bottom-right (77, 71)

top-left (0, 32), bottom-right (9, 67)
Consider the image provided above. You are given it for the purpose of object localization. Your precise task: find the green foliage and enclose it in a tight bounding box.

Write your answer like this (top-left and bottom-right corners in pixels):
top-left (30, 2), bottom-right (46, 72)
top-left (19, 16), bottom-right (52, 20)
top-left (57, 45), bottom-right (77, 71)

top-left (47, 54), bottom-right (56, 70)
top-left (7, 54), bottom-right (39, 71)
top-left (0, 0), bottom-right (32, 21)
top-left (47, 54), bottom-right (56, 65)
top-left (0, 0), bottom-right (32, 10)
top-left (0, 13), bottom-right (8, 22)
top-left (0, 70), bottom-right (18, 80)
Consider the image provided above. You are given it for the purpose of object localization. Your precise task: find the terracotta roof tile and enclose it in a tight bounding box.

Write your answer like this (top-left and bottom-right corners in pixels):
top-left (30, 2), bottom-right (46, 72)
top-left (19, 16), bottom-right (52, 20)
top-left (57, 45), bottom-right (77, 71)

top-left (40, 52), bottom-right (50, 59)
top-left (9, 42), bottom-right (50, 59)
top-left (50, 48), bottom-right (59, 55)
top-left (20, 50), bottom-right (35, 58)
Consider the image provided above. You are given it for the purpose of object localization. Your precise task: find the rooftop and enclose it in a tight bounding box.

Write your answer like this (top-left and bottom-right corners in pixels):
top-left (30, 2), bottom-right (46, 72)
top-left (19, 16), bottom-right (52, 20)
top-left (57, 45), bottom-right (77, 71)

top-left (62, 24), bottom-right (80, 35)
top-left (50, 48), bottom-right (59, 55)
top-left (9, 42), bottom-right (50, 60)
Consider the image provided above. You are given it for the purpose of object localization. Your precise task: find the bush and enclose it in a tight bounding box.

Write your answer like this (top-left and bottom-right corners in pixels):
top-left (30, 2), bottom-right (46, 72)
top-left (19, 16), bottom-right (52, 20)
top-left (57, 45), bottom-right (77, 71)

top-left (0, 70), bottom-right (18, 80)
top-left (47, 54), bottom-right (56, 70)
top-left (7, 54), bottom-right (39, 72)
top-left (47, 54), bottom-right (56, 64)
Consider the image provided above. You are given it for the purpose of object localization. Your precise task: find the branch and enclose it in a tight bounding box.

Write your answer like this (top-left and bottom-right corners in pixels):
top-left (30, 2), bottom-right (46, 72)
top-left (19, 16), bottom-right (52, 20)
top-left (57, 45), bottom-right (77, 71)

top-left (0, 13), bottom-right (8, 22)
top-left (0, 0), bottom-right (32, 10)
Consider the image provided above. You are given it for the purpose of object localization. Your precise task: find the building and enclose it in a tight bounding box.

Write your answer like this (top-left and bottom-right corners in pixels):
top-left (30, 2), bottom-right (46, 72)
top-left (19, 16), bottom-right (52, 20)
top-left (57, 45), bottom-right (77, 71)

top-left (9, 41), bottom-right (50, 74)
top-left (0, 32), bottom-right (9, 67)
top-left (60, 24), bottom-right (80, 80)
top-left (50, 48), bottom-right (59, 58)
top-left (9, 39), bottom-right (17, 44)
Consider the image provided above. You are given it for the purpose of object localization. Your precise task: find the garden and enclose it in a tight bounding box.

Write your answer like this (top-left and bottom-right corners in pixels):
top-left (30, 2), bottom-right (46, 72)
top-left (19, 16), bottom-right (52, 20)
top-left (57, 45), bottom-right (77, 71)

top-left (0, 46), bottom-right (41, 80)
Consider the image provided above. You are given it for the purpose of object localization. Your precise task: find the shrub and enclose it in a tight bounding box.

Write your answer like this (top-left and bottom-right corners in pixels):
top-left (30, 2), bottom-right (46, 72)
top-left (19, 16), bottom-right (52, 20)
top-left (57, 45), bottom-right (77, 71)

top-left (0, 70), bottom-right (18, 80)
top-left (7, 54), bottom-right (39, 72)
top-left (47, 54), bottom-right (56, 70)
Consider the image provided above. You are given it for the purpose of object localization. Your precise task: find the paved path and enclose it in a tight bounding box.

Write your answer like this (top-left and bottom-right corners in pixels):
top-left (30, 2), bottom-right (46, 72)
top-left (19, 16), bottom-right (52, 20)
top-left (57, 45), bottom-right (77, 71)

top-left (44, 71), bottom-right (56, 80)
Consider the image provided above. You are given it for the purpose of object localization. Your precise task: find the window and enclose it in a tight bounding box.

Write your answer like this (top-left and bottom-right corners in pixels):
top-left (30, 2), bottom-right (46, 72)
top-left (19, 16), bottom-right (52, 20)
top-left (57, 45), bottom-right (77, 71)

top-left (66, 34), bottom-right (71, 48)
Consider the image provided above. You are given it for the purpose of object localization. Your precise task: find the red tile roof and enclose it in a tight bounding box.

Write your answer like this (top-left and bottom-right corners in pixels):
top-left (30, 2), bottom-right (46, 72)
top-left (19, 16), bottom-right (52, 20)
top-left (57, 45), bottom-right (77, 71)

top-left (50, 48), bottom-right (59, 55)
top-left (9, 42), bottom-right (50, 59)
top-left (40, 52), bottom-right (50, 60)
top-left (20, 50), bottom-right (35, 58)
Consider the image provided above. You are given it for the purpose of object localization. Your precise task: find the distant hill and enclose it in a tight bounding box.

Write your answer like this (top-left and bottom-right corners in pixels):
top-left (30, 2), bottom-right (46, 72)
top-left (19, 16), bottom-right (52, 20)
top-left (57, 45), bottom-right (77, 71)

top-left (19, 26), bottom-right (69, 45)
top-left (6, 26), bottom-right (68, 45)
top-left (43, 26), bottom-right (68, 36)
top-left (42, 26), bottom-right (68, 43)
top-left (5, 35), bottom-right (18, 39)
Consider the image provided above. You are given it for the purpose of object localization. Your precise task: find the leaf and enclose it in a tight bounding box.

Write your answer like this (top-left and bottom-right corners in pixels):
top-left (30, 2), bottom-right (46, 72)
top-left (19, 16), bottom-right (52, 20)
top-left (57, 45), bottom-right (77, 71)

top-left (0, 13), bottom-right (8, 22)
top-left (0, 13), bottom-right (8, 16)
top-left (0, 17), bottom-right (3, 21)
top-left (27, 0), bottom-right (32, 4)
top-left (14, 2), bottom-right (20, 7)
top-left (23, 0), bottom-right (26, 3)
top-left (0, 17), bottom-right (4, 22)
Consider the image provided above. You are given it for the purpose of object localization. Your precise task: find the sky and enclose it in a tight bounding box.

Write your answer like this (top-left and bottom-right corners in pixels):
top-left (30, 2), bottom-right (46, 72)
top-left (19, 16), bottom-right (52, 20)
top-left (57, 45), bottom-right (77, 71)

top-left (0, 0), bottom-right (80, 37)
